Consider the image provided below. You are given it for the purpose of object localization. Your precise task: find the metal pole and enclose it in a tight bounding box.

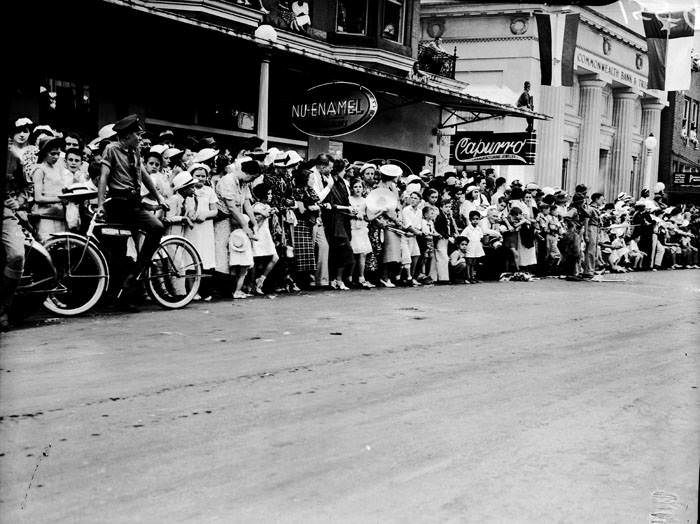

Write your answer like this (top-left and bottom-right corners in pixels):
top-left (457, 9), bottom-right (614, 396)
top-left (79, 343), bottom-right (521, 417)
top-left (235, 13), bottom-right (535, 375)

top-left (257, 54), bottom-right (271, 150)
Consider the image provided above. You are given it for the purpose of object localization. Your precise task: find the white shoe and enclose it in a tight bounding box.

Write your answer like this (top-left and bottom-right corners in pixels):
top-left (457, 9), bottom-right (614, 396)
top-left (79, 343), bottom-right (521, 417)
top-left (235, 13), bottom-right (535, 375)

top-left (379, 279), bottom-right (395, 288)
top-left (233, 291), bottom-right (247, 299)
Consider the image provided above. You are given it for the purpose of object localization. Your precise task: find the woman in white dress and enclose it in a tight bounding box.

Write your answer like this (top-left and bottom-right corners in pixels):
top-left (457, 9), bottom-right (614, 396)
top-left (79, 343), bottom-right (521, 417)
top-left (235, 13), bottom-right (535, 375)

top-left (32, 137), bottom-right (72, 241)
top-left (250, 182), bottom-right (279, 295)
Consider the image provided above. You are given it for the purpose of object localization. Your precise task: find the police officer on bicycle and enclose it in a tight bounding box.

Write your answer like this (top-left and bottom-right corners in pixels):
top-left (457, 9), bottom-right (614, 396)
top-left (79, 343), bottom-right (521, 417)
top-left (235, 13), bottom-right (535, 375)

top-left (96, 114), bottom-right (169, 310)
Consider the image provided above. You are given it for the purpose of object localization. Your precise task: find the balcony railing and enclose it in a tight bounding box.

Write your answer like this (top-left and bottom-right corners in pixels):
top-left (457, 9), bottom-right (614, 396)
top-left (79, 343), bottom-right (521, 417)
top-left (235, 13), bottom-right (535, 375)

top-left (417, 42), bottom-right (457, 79)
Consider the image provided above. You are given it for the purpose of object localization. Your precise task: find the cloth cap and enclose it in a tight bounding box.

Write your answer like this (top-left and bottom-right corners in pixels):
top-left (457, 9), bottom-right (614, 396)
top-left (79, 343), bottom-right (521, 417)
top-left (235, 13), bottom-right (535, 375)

top-left (158, 129), bottom-right (175, 139)
top-left (419, 168), bottom-right (431, 177)
top-left (405, 174), bottom-right (422, 184)
top-left (379, 164), bottom-right (402, 178)
top-left (465, 185), bottom-right (478, 193)
top-left (38, 135), bottom-right (63, 154)
top-left (525, 182), bottom-right (540, 190)
top-left (172, 171), bottom-right (197, 192)
top-left (360, 163), bottom-right (377, 173)
top-left (190, 163), bottom-right (211, 175)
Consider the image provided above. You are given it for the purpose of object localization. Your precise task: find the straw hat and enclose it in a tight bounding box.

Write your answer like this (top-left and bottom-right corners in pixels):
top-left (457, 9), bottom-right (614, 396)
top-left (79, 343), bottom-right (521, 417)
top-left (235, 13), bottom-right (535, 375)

top-left (172, 171), bottom-right (197, 192)
top-left (192, 148), bottom-right (218, 163)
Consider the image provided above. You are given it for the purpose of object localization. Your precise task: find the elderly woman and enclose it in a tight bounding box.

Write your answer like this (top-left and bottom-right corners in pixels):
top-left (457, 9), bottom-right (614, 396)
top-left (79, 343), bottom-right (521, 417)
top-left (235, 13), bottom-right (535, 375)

top-left (366, 164), bottom-right (404, 287)
top-left (508, 186), bottom-right (538, 271)
top-left (215, 159), bottom-right (262, 298)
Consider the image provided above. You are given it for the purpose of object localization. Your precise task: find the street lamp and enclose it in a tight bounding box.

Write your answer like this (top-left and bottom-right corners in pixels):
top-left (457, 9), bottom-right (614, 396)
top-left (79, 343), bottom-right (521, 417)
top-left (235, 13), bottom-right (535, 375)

top-left (643, 132), bottom-right (658, 192)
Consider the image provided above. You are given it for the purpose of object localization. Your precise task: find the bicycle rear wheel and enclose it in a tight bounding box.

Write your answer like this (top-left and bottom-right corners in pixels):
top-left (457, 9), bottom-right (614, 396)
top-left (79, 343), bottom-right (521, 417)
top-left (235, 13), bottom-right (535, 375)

top-left (145, 236), bottom-right (202, 309)
top-left (43, 235), bottom-right (109, 316)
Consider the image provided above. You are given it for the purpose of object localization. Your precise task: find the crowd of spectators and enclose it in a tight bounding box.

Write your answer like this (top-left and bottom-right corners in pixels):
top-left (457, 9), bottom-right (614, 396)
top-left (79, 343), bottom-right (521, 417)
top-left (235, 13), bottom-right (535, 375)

top-left (4, 115), bottom-right (700, 313)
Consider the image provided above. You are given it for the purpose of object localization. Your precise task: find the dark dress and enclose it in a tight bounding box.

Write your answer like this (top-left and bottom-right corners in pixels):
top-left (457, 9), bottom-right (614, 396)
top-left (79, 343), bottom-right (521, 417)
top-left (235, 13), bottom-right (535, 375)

top-left (322, 176), bottom-right (354, 272)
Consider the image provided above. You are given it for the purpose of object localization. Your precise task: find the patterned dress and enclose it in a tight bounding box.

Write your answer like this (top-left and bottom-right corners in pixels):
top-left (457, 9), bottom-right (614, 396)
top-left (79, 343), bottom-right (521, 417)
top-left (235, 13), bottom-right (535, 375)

top-left (292, 185), bottom-right (319, 272)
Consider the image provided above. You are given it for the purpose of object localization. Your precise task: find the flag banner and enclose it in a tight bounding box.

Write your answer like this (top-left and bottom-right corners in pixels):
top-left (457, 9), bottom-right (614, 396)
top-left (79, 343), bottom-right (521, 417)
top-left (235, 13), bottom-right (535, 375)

top-left (536, 13), bottom-right (580, 87)
top-left (643, 10), bottom-right (696, 91)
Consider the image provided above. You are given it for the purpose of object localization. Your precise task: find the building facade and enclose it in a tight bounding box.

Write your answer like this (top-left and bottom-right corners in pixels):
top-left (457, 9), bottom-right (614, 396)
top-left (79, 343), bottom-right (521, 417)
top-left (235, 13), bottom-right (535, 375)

top-left (659, 71), bottom-right (700, 203)
top-left (8, 0), bottom-right (538, 176)
top-left (421, 1), bottom-right (668, 196)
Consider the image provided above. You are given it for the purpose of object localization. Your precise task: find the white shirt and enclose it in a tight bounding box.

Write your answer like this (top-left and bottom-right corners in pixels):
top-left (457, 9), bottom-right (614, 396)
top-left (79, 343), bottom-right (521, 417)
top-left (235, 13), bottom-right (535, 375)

top-left (402, 205), bottom-right (423, 231)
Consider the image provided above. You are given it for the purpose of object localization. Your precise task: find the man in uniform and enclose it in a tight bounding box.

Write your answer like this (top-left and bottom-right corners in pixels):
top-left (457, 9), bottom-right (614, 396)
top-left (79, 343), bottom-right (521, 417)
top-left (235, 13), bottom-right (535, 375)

top-left (96, 114), bottom-right (169, 309)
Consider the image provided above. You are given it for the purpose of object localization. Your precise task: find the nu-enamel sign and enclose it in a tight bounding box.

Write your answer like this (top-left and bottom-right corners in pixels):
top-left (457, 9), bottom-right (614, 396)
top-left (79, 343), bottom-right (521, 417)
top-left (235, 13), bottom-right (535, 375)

top-left (450, 132), bottom-right (537, 165)
top-left (291, 82), bottom-right (378, 138)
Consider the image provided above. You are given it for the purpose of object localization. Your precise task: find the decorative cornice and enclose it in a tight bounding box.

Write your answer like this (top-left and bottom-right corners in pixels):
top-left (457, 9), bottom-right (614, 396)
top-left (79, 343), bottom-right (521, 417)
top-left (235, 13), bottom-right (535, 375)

top-left (431, 36), bottom-right (537, 44)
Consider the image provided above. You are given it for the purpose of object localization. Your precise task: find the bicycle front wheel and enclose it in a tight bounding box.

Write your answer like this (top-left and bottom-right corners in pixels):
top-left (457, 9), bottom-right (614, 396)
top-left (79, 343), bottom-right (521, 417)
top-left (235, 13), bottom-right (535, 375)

top-left (145, 236), bottom-right (202, 309)
top-left (43, 235), bottom-right (109, 316)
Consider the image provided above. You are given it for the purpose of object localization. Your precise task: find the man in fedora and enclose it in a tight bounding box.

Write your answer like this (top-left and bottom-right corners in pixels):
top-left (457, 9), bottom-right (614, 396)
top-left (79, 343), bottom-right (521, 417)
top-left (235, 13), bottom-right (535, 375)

top-left (97, 114), bottom-right (169, 309)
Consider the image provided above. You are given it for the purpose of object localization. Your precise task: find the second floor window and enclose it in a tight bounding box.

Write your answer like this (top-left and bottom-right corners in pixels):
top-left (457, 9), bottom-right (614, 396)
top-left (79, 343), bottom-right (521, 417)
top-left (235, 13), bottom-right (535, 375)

top-left (382, 0), bottom-right (405, 43)
top-left (337, 0), bottom-right (367, 35)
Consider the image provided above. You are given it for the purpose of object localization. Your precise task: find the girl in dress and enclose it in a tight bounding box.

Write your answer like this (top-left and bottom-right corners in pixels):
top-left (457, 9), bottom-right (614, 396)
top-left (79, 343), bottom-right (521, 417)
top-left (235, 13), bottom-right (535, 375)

top-left (189, 164), bottom-right (219, 299)
top-left (348, 178), bottom-right (374, 288)
top-left (508, 187), bottom-right (538, 271)
top-left (32, 136), bottom-right (71, 241)
top-left (250, 183), bottom-right (279, 295)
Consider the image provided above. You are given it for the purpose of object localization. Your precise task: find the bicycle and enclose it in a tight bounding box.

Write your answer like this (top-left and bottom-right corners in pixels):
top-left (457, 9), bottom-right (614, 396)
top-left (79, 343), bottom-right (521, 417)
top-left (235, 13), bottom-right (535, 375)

top-left (41, 197), bottom-right (203, 316)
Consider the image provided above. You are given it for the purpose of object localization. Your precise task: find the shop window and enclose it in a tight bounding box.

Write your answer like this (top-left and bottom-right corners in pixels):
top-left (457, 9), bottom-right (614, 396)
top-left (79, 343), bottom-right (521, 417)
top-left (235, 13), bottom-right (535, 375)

top-left (382, 0), bottom-right (405, 43)
top-left (337, 0), bottom-right (367, 35)
top-left (39, 79), bottom-right (96, 136)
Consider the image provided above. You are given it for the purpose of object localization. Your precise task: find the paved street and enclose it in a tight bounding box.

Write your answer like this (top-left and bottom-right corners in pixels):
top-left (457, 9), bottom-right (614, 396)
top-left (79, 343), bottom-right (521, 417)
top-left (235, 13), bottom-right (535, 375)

top-left (0, 271), bottom-right (698, 523)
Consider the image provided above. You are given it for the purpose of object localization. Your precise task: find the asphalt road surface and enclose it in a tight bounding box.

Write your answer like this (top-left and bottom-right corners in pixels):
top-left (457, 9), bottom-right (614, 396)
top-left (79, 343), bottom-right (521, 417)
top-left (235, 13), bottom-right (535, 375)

top-left (1, 271), bottom-right (698, 523)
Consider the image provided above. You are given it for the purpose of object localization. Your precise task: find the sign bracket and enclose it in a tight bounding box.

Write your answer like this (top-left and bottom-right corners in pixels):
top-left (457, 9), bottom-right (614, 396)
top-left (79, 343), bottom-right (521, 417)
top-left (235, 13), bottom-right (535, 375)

top-left (439, 107), bottom-right (506, 129)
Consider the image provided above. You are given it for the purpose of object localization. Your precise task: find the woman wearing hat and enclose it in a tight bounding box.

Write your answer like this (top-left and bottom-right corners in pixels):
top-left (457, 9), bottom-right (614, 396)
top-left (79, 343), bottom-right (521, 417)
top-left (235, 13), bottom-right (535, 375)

top-left (214, 160), bottom-right (261, 298)
top-left (507, 187), bottom-right (538, 271)
top-left (31, 136), bottom-right (72, 241)
top-left (9, 118), bottom-right (36, 184)
top-left (367, 164), bottom-right (404, 287)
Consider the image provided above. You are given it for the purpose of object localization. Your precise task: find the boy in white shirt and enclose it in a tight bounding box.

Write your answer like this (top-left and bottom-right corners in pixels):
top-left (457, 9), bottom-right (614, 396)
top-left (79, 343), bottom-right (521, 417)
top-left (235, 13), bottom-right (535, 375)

top-left (462, 210), bottom-right (485, 283)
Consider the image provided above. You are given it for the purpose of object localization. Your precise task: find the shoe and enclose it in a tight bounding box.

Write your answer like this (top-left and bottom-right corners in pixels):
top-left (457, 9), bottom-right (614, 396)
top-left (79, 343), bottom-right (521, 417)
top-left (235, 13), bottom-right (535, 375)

top-left (233, 291), bottom-right (248, 299)
top-left (0, 313), bottom-right (10, 332)
top-left (359, 280), bottom-right (375, 289)
top-left (331, 280), bottom-right (349, 290)
top-left (421, 277), bottom-right (434, 285)
top-left (379, 279), bottom-right (395, 288)
top-left (254, 277), bottom-right (266, 295)
top-left (411, 279), bottom-right (422, 287)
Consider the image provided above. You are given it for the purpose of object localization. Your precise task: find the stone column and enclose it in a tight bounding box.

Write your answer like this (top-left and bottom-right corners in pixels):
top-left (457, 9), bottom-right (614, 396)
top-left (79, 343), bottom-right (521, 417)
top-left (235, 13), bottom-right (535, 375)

top-left (257, 54), bottom-right (271, 149)
top-left (638, 97), bottom-right (665, 195)
top-left (576, 75), bottom-right (606, 192)
top-left (535, 86), bottom-right (566, 188)
top-left (608, 88), bottom-right (637, 197)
